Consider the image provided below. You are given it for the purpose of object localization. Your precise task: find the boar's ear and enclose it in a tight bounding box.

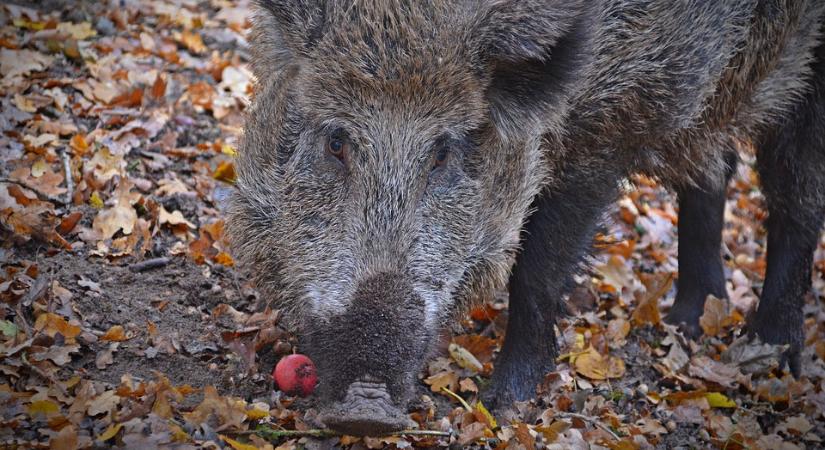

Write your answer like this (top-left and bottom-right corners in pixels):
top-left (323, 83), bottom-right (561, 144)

top-left (471, 0), bottom-right (593, 138)
top-left (250, 0), bottom-right (327, 81)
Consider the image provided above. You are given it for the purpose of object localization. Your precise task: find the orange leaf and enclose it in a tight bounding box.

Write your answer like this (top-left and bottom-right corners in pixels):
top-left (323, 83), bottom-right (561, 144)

top-left (452, 334), bottom-right (498, 365)
top-left (57, 211), bottom-right (82, 235)
top-left (151, 73), bottom-right (167, 99)
top-left (214, 252), bottom-right (234, 266)
top-left (632, 273), bottom-right (672, 326)
top-left (69, 134), bottom-right (89, 155)
top-left (514, 422), bottom-right (536, 450)
top-left (100, 325), bottom-right (129, 342)
top-left (34, 313), bottom-right (81, 340)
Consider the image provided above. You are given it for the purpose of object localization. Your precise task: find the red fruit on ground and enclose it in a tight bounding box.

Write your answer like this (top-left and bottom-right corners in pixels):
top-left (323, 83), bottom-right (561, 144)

top-left (273, 354), bottom-right (317, 397)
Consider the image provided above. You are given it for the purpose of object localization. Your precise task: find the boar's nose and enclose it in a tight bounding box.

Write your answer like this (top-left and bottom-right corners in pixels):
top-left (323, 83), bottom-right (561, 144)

top-left (320, 380), bottom-right (412, 436)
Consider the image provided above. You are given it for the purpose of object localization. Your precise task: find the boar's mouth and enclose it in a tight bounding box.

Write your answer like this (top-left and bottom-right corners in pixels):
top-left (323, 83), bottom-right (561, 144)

top-left (319, 380), bottom-right (412, 435)
top-left (304, 272), bottom-right (431, 436)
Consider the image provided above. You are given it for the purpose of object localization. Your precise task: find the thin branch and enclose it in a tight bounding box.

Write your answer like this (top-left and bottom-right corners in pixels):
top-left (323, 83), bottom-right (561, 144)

top-left (243, 425), bottom-right (453, 441)
top-left (441, 386), bottom-right (473, 411)
top-left (129, 257), bottom-right (171, 272)
top-left (555, 412), bottom-right (621, 441)
top-left (59, 148), bottom-right (73, 205)
top-left (0, 178), bottom-right (65, 205)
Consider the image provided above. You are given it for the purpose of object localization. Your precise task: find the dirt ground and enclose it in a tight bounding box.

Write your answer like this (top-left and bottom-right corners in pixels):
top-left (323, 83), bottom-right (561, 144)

top-left (2, 1), bottom-right (825, 449)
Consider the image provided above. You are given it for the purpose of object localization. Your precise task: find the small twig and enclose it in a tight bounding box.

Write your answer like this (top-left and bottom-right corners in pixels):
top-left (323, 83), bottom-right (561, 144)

top-left (129, 257), bottom-right (171, 272)
top-left (251, 427), bottom-right (335, 439)
top-left (246, 425), bottom-right (453, 441)
top-left (0, 178), bottom-right (65, 205)
top-left (555, 412), bottom-right (621, 441)
top-left (60, 148), bottom-right (73, 205)
top-left (441, 387), bottom-right (473, 412)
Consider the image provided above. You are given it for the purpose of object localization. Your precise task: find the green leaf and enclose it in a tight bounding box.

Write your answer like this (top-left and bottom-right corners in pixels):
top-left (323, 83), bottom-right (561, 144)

top-left (0, 320), bottom-right (18, 337)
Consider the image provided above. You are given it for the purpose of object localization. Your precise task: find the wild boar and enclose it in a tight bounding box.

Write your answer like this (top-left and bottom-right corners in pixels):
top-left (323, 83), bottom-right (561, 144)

top-left (227, 0), bottom-right (825, 435)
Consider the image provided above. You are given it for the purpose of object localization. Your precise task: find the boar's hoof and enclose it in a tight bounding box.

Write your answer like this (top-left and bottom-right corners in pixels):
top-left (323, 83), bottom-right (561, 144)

top-left (748, 317), bottom-right (803, 378)
top-left (664, 304), bottom-right (703, 339)
top-left (320, 381), bottom-right (412, 436)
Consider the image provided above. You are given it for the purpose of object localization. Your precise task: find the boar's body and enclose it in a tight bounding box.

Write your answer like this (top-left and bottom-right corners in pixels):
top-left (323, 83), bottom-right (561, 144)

top-left (228, 0), bottom-right (825, 435)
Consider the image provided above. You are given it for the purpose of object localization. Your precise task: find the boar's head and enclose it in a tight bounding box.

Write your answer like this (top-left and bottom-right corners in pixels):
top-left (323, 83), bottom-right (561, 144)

top-left (227, 0), bottom-right (591, 435)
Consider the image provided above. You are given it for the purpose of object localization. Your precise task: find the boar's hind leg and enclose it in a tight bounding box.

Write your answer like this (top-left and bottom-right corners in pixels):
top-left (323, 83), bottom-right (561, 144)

top-left (666, 151), bottom-right (737, 337)
top-left (752, 52), bottom-right (825, 377)
top-left (488, 164), bottom-right (620, 407)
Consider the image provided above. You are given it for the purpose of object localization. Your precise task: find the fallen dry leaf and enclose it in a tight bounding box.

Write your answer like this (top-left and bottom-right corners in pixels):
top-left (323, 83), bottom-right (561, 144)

top-left (100, 325), bottom-right (129, 342)
top-left (688, 355), bottom-right (741, 388)
top-left (92, 181), bottom-right (137, 240)
top-left (573, 346), bottom-right (626, 380)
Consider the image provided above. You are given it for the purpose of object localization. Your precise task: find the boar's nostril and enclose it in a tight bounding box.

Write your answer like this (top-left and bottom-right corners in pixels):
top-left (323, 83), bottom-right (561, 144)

top-left (320, 380), bottom-right (412, 436)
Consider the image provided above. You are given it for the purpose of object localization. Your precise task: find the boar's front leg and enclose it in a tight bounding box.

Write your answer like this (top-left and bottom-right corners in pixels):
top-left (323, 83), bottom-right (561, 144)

top-left (666, 150), bottom-right (737, 337)
top-left (751, 48), bottom-right (825, 376)
top-left (488, 162), bottom-right (620, 407)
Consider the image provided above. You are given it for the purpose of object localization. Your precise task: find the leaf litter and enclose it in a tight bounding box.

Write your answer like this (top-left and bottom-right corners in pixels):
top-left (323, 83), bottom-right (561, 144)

top-left (1, 1), bottom-right (824, 449)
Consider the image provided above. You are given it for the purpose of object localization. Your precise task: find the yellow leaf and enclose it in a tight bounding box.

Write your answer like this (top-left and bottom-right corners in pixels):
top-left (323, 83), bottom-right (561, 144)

top-left (245, 408), bottom-right (269, 420)
top-left (28, 399), bottom-right (60, 417)
top-left (13, 19), bottom-right (47, 31)
top-left (474, 400), bottom-right (497, 429)
top-left (221, 143), bottom-right (237, 157)
top-left (573, 346), bottom-right (626, 380)
top-left (705, 392), bottom-right (736, 408)
top-left (221, 435), bottom-right (260, 450)
top-left (96, 423), bottom-right (123, 442)
top-left (89, 191), bottom-right (104, 209)
top-left (213, 161), bottom-right (236, 184)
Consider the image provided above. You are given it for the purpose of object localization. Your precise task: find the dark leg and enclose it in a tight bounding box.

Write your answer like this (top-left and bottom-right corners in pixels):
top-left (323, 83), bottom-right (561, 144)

top-left (667, 151), bottom-right (737, 337)
top-left (487, 162), bottom-right (619, 407)
top-left (752, 42), bottom-right (825, 376)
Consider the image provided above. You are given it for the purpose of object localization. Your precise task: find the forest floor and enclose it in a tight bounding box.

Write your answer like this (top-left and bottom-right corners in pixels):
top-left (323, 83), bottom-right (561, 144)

top-left (1, 1), bottom-right (824, 449)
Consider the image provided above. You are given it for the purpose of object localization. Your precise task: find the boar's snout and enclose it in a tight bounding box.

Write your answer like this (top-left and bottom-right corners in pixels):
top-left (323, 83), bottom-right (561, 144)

top-left (320, 380), bottom-right (412, 435)
top-left (304, 272), bottom-right (434, 435)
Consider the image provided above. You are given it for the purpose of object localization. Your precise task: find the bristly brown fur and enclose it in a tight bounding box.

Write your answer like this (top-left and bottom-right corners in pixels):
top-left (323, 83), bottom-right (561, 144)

top-left (228, 0), bottom-right (825, 418)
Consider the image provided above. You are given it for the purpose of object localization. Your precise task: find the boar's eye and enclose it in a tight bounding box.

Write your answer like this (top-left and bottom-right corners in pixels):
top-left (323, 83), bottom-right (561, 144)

top-left (326, 131), bottom-right (350, 162)
top-left (431, 146), bottom-right (449, 171)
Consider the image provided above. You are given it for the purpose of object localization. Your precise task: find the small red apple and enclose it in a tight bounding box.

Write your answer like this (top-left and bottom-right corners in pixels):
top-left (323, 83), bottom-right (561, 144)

top-left (273, 354), bottom-right (317, 397)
